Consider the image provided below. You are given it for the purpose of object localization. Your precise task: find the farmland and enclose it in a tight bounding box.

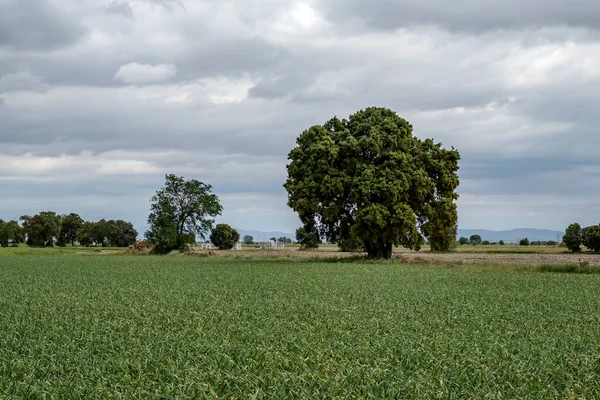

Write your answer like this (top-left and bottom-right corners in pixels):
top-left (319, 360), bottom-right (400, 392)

top-left (1, 254), bottom-right (600, 398)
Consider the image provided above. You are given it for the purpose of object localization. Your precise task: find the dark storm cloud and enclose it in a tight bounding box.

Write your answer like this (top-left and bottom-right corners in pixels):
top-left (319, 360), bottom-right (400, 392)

top-left (0, 0), bottom-right (87, 51)
top-left (322, 0), bottom-right (600, 33)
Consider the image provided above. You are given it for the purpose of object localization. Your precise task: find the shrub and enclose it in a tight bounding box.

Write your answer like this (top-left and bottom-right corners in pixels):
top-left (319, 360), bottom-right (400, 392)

top-left (210, 224), bottom-right (240, 250)
top-left (519, 238), bottom-right (529, 246)
top-left (458, 237), bottom-right (469, 245)
top-left (338, 237), bottom-right (365, 252)
top-left (482, 240), bottom-right (490, 245)
top-left (499, 240), bottom-right (505, 245)
top-left (296, 225), bottom-right (320, 249)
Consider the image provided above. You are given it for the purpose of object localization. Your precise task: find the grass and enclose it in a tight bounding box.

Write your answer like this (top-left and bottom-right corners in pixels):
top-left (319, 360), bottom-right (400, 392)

top-left (1, 255), bottom-right (600, 398)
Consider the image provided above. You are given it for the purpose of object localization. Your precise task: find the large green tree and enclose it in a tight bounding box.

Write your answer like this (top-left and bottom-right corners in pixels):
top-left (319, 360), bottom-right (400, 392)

top-left (146, 174), bottom-right (223, 254)
top-left (284, 107), bottom-right (460, 259)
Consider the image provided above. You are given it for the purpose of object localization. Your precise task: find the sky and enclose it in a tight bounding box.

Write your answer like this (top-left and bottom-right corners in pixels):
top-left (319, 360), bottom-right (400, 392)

top-left (1, 0), bottom-right (599, 235)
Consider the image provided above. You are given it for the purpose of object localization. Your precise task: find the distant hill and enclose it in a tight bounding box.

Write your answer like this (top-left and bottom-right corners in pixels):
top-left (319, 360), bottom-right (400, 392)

top-left (236, 229), bottom-right (295, 242)
top-left (457, 229), bottom-right (564, 243)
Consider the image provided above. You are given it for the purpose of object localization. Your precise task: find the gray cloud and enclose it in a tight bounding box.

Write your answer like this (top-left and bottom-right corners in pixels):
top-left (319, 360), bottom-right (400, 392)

top-left (322, 0), bottom-right (600, 33)
top-left (104, 1), bottom-right (134, 19)
top-left (1, 0), bottom-right (599, 232)
top-left (0, 0), bottom-right (87, 51)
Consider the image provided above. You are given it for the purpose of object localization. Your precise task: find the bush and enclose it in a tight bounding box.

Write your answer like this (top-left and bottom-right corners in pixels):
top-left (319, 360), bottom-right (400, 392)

top-left (482, 240), bottom-right (490, 245)
top-left (338, 237), bottom-right (365, 252)
top-left (458, 237), bottom-right (469, 245)
top-left (498, 240), bottom-right (505, 245)
top-left (519, 238), bottom-right (529, 246)
top-left (296, 225), bottom-right (320, 249)
top-left (210, 224), bottom-right (240, 250)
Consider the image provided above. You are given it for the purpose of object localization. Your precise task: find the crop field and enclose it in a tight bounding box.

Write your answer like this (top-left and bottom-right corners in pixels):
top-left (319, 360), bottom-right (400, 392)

top-left (1, 255), bottom-right (600, 399)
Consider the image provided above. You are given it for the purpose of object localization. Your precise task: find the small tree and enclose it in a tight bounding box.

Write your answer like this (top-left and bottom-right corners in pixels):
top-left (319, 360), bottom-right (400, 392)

top-left (482, 240), bottom-right (490, 245)
top-left (146, 174), bottom-right (223, 254)
top-left (499, 240), bottom-right (505, 245)
top-left (296, 225), bottom-right (320, 249)
top-left (469, 235), bottom-right (482, 245)
top-left (243, 235), bottom-right (254, 245)
top-left (458, 237), bottom-right (469, 245)
top-left (563, 223), bottom-right (582, 252)
top-left (519, 238), bottom-right (529, 246)
top-left (210, 224), bottom-right (240, 250)
top-left (0, 219), bottom-right (14, 248)
top-left (582, 225), bottom-right (600, 253)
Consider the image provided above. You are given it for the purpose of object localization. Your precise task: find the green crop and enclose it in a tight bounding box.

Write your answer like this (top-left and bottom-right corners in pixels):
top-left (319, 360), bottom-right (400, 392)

top-left (1, 255), bottom-right (599, 398)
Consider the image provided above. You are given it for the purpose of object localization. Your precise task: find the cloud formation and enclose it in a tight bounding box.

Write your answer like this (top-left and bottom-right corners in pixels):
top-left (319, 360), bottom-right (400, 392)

top-left (0, 0), bottom-right (599, 235)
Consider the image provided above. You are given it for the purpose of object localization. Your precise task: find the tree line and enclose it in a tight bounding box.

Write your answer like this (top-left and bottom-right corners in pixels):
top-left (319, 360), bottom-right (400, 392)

top-left (0, 212), bottom-right (138, 248)
top-left (563, 223), bottom-right (600, 253)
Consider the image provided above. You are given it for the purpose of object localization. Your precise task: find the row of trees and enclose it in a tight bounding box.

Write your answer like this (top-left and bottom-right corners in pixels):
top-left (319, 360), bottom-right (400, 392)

top-left (0, 212), bottom-right (137, 248)
top-left (563, 223), bottom-right (600, 252)
top-left (242, 235), bottom-right (294, 245)
top-left (458, 235), bottom-right (558, 246)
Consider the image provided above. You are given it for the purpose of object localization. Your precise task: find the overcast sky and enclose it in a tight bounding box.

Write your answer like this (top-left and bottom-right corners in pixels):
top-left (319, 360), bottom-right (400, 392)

top-left (1, 0), bottom-right (599, 235)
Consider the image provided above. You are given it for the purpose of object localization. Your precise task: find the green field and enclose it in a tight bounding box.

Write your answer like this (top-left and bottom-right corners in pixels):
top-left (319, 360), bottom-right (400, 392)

top-left (1, 255), bottom-right (599, 398)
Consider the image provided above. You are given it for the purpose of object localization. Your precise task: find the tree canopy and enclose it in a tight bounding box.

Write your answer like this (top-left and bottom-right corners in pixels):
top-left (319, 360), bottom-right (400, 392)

top-left (284, 107), bottom-right (460, 258)
top-left (210, 224), bottom-right (240, 250)
top-left (145, 174), bottom-right (223, 254)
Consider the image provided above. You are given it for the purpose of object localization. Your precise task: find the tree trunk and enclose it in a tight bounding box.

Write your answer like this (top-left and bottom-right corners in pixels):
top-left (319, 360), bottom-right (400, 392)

top-left (366, 241), bottom-right (393, 259)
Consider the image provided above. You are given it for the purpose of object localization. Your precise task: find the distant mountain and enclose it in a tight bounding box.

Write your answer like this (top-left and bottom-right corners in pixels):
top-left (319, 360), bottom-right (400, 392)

top-left (457, 228), bottom-right (564, 243)
top-left (236, 229), bottom-right (296, 242)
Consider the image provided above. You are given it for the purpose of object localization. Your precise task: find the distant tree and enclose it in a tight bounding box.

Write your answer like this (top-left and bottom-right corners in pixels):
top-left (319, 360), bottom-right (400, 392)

top-left (243, 235), bottom-right (254, 245)
top-left (20, 212), bottom-right (61, 247)
top-left (210, 224), bottom-right (240, 250)
top-left (296, 225), bottom-right (320, 249)
top-left (498, 240), bottom-right (505, 245)
top-left (482, 240), bottom-right (491, 245)
top-left (469, 235), bottom-right (482, 245)
top-left (146, 174), bottom-right (223, 254)
top-left (582, 225), bottom-right (600, 253)
top-left (8, 220), bottom-right (24, 245)
top-left (92, 219), bottom-right (109, 247)
top-left (563, 223), bottom-right (582, 252)
top-left (519, 238), bottom-right (529, 246)
top-left (458, 237), bottom-right (469, 245)
top-left (0, 219), bottom-right (14, 248)
top-left (546, 240), bottom-right (557, 246)
top-left (269, 237), bottom-right (277, 242)
top-left (58, 213), bottom-right (84, 246)
top-left (284, 107), bottom-right (460, 258)
top-left (106, 220), bottom-right (138, 247)
top-left (76, 222), bottom-right (96, 247)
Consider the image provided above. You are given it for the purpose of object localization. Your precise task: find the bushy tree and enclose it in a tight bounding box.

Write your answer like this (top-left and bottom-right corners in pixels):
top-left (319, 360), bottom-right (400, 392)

top-left (338, 237), bottom-right (364, 252)
top-left (469, 235), bottom-right (482, 245)
top-left (499, 240), bottom-right (505, 245)
top-left (296, 225), bottom-right (320, 249)
top-left (243, 235), bottom-right (254, 244)
top-left (146, 174), bottom-right (223, 254)
top-left (458, 237), bottom-right (469, 245)
top-left (210, 224), bottom-right (240, 250)
top-left (0, 219), bottom-right (13, 247)
top-left (58, 213), bottom-right (84, 246)
top-left (519, 238), bottom-right (530, 246)
top-left (563, 223), bottom-right (582, 252)
top-left (582, 225), bottom-right (600, 252)
top-left (284, 107), bottom-right (460, 258)
top-left (76, 222), bottom-right (96, 247)
top-left (20, 212), bottom-right (62, 247)
top-left (482, 240), bottom-right (491, 245)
